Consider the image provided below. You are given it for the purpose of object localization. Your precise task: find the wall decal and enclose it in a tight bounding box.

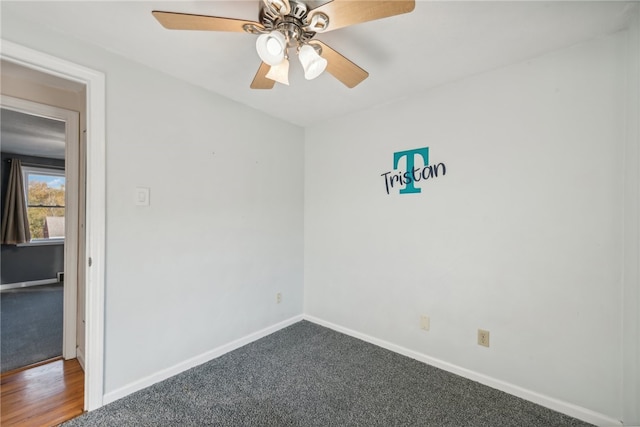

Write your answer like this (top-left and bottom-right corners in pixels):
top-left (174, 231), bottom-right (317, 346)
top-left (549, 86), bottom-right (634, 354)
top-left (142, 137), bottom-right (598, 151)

top-left (381, 147), bottom-right (446, 195)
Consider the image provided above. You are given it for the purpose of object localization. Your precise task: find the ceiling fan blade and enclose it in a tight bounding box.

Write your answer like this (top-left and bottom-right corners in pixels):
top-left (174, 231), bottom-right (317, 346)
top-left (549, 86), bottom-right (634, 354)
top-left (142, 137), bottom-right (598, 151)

top-left (250, 62), bottom-right (276, 89)
top-left (308, 0), bottom-right (415, 32)
top-left (152, 11), bottom-right (263, 33)
top-left (311, 41), bottom-right (368, 88)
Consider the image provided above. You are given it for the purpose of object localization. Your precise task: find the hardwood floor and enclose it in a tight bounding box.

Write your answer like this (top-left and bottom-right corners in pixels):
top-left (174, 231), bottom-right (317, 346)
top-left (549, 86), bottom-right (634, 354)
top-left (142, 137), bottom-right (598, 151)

top-left (0, 358), bottom-right (84, 426)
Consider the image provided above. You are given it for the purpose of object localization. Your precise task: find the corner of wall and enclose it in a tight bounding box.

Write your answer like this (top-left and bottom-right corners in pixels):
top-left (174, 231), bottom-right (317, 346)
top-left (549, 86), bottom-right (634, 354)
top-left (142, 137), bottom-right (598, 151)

top-left (303, 315), bottom-right (623, 427)
top-left (622, 4), bottom-right (640, 425)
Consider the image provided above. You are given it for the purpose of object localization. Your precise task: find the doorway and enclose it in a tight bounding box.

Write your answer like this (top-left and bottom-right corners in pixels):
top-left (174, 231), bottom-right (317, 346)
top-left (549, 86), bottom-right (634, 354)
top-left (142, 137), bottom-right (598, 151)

top-left (1, 95), bottom-right (81, 370)
top-left (0, 40), bottom-right (106, 411)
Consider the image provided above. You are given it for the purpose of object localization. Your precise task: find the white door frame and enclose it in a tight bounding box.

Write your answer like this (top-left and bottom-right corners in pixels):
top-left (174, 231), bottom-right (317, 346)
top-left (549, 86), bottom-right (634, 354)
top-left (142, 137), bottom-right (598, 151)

top-left (0, 95), bottom-right (80, 360)
top-left (0, 40), bottom-right (106, 411)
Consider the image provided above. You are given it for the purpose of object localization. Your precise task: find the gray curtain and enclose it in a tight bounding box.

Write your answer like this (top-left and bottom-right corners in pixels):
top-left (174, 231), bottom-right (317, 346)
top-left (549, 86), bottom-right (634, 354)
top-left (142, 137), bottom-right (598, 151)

top-left (1, 159), bottom-right (31, 244)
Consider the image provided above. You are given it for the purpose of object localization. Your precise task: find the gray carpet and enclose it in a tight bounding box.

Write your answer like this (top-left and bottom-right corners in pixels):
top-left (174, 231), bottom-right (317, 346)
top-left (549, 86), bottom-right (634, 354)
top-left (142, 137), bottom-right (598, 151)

top-left (63, 321), bottom-right (592, 426)
top-left (0, 284), bottom-right (63, 372)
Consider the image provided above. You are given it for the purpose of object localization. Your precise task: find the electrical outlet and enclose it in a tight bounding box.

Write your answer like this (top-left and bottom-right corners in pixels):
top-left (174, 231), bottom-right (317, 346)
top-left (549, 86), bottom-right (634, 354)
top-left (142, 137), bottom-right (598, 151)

top-left (478, 329), bottom-right (490, 347)
top-left (420, 315), bottom-right (430, 331)
top-left (276, 292), bottom-right (282, 304)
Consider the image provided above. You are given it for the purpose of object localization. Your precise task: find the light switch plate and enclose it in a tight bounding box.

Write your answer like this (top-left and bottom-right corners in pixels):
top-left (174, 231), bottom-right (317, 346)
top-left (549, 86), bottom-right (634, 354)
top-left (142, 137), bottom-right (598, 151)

top-left (420, 315), bottom-right (430, 331)
top-left (135, 187), bottom-right (150, 206)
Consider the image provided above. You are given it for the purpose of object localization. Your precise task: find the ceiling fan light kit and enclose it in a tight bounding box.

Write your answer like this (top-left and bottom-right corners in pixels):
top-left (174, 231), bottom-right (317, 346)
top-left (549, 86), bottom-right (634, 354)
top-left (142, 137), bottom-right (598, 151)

top-left (255, 0), bottom-right (327, 82)
top-left (265, 57), bottom-right (291, 85)
top-left (152, 0), bottom-right (415, 89)
top-left (298, 44), bottom-right (327, 80)
top-left (256, 31), bottom-right (287, 66)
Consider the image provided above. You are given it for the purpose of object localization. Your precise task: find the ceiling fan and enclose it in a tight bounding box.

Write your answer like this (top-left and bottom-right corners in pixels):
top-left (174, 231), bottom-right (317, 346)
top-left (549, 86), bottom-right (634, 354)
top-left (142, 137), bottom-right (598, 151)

top-left (152, 0), bottom-right (415, 89)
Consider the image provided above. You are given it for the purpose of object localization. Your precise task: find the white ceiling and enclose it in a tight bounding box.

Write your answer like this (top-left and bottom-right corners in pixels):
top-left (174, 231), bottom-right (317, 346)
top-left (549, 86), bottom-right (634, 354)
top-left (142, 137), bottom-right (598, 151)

top-left (1, 1), bottom-right (637, 127)
top-left (1, 108), bottom-right (66, 159)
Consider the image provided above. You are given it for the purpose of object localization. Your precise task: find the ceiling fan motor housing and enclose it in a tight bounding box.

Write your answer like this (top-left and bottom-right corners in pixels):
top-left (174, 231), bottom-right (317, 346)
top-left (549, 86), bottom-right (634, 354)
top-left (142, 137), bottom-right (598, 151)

top-left (259, 0), bottom-right (321, 46)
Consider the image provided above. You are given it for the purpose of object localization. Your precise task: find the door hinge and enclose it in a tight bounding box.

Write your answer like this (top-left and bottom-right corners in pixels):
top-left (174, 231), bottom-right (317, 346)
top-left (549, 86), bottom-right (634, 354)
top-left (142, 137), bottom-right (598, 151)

top-left (88, 257), bottom-right (93, 267)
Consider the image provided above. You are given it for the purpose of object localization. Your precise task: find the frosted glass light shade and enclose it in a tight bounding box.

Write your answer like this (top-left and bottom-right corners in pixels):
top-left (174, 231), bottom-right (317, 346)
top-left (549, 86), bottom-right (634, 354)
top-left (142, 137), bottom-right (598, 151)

top-left (266, 58), bottom-right (290, 85)
top-left (256, 31), bottom-right (286, 66)
top-left (298, 44), bottom-right (327, 80)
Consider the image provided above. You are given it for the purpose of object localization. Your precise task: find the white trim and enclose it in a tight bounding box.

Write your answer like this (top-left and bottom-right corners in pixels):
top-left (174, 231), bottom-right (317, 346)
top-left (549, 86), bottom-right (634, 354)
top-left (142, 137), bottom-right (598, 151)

top-left (0, 39), bottom-right (107, 411)
top-left (1, 94), bottom-right (80, 362)
top-left (0, 279), bottom-right (58, 291)
top-left (303, 315), bottom-right (622, 427)
top-left (77, 347), bottom-right (86, 371)
top-left (83, 56), bottom-right (107, 413)
top-left (17, 239), bottom-right (64, 247)
top-left (103, 315), bottom-right (303, 405)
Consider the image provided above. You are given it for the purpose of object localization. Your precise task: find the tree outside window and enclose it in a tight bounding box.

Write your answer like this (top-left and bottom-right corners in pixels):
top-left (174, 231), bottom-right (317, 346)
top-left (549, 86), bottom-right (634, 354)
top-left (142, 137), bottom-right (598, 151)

top-left (23, 167), bottom-right (65, 241)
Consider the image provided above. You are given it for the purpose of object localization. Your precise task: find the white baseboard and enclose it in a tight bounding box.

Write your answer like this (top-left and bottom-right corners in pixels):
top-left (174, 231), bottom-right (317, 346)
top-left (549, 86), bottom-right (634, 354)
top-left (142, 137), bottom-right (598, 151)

top-left (0, 278), bottom-right (58, 291)
top-left (103, 314), bottom-right (303, 405)
top-left (303, 315), bottom-right (622, 427)
top-left (76, 347), bottom-right (86, 371)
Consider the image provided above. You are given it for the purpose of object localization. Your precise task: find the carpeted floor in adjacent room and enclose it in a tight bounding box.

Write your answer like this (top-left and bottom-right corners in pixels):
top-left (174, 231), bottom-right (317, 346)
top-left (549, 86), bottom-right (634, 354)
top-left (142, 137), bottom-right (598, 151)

top-left (63, 320), bottom-right (592, 427)
top-left (0, 284), bottom-right (63, 373)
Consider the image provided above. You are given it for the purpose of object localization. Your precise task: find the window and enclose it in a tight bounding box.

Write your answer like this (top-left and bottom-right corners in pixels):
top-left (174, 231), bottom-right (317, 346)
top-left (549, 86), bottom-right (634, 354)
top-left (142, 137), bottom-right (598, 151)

top-left (22, 166), bottom-right (65, 242)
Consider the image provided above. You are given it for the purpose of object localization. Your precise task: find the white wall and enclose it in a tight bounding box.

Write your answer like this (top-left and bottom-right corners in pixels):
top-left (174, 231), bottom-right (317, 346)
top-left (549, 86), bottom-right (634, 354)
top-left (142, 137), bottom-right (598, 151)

top-left (102, 54), bottom-right (304, 393)
top-left (2, 14), bottom-right (304, 395)
top-left (3, 5), bottom-right (638, 425)
top-left (622, 5), bottom-right (640, 424)
top-left (305, 31), bottom-right (634, 424)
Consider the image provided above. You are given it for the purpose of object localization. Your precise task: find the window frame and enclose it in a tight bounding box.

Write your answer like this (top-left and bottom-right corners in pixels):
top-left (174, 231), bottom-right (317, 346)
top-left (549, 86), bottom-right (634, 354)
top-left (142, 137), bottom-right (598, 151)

top-left (19, 165), bottom-right (66, 246)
